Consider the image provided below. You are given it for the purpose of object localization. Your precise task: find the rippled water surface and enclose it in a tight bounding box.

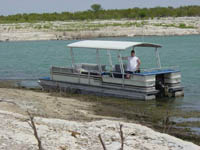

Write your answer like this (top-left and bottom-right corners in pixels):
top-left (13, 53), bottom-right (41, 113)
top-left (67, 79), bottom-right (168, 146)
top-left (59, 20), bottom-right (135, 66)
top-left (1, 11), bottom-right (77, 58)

top-left (0, 35), bottom-right (200, 111)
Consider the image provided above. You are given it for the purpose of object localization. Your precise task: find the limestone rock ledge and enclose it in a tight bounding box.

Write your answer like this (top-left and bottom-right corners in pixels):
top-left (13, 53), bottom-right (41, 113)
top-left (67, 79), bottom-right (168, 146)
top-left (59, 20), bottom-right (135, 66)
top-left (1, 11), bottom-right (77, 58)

top-left (0, 110), bottom-right (199, 150)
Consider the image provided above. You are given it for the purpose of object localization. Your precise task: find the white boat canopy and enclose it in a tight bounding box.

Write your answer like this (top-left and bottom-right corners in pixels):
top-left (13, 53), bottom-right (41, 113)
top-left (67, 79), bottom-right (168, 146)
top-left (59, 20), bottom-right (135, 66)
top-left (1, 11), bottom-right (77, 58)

top-left (67, 40), bottom-right (162, 50)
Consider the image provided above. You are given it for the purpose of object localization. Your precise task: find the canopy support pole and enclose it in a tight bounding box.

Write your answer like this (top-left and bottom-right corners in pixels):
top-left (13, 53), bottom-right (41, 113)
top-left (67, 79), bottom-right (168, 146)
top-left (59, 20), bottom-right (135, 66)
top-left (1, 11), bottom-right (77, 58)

top-left (155, 48), bottom-right (161, 69)
top-left (96, 49), bottom-right (102, 73)
top-left (107, 50), bottom-right (114, 76)
top-left (70, 47), bottom-right (75, 68)
top-left (107, 50), bottom-right (113, 69)
top-left (118, 51), bottom-right (125, 87)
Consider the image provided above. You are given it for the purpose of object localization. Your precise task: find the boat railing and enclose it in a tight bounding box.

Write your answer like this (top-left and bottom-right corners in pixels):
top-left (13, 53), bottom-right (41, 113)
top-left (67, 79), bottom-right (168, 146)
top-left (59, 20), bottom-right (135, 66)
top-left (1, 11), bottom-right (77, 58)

top-left (51, 65), bottom-right (179, 76)
top-left (50, 65), bottom-right (180, 87)
top-left (51, 66), bottom-right (103, 78)
top-left (51, 66), bottom-right (74, 74)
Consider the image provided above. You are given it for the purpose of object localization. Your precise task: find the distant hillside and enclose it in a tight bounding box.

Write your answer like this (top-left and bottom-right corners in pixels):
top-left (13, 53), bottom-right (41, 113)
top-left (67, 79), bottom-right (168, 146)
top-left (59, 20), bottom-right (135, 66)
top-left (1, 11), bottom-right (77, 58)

top-left (0, 5), bottom-right (200, 23)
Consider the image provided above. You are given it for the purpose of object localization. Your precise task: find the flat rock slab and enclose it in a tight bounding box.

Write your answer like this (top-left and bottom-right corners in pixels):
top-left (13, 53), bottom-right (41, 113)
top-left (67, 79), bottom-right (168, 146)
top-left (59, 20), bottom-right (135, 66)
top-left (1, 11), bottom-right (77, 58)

top-left (0, 110), bottom-right (199, 150)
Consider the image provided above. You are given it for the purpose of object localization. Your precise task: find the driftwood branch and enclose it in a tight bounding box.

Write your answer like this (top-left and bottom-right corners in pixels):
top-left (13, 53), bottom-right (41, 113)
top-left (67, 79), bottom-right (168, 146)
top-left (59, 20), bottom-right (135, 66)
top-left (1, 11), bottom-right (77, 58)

top-left (98, 134), bottom-right (107, 150)
top-left (119, 124), bottom-right (124, 150)
top-left (27, 111), bottom-right (43, 150)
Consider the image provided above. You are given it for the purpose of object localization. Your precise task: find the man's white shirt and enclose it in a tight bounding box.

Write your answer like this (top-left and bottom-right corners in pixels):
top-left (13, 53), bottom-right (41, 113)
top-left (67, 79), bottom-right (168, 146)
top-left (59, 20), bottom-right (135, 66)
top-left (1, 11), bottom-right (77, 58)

top-left (127, 56), bottom-right (139, 72)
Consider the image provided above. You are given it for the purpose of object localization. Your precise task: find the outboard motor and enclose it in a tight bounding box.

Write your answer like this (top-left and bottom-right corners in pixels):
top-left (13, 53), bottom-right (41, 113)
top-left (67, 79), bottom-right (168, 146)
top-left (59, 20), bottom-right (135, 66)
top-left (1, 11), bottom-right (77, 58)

top-left (156, 74), bottom-right (170, 98)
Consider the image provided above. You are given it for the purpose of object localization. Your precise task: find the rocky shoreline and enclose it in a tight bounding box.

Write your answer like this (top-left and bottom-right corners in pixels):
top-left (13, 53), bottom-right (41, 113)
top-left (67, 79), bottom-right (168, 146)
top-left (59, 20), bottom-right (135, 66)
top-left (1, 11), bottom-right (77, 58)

top-left (0, 110), bottom-right (199, 150)
top-left (0, 17), bottom-right (200, 42)
top-left (0, 87), bottom-right (200, 149)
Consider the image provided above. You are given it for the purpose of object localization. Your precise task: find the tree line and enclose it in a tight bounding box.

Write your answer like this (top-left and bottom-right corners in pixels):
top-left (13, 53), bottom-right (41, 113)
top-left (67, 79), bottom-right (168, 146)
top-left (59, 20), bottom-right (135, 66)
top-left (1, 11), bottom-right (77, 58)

top-left (0, 5), bottom-right (200, 23)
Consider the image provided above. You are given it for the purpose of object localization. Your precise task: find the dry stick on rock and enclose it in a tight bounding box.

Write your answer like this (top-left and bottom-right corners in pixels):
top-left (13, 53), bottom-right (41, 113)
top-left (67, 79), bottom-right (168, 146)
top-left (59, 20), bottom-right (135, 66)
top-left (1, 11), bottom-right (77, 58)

top-left (27, 111), bottom-right (43, 150)
top-left (98, 134), bottom-right (107, 150)
top-left (119, 124), bottom-right (125, 150)
top-left (98, 125), bottom-right (125, 150)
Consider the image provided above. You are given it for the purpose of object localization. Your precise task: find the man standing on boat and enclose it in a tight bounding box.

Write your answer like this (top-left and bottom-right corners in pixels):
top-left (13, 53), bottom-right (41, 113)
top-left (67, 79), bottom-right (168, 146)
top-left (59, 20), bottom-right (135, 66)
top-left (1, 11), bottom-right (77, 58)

top-left (120, 49), bottom-right (141, 78)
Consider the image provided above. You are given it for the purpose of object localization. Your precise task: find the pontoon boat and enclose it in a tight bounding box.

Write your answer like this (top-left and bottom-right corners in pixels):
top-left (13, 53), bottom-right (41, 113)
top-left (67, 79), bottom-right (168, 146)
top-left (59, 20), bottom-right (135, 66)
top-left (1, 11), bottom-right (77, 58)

top-left (38, 40), bottom-right (184, 100)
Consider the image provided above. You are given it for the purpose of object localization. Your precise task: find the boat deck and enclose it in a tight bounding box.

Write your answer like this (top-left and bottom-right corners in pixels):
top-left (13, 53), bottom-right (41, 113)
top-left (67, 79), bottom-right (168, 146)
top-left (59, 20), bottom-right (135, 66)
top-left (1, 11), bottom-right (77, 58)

top-left (133, 69), bottom-right (180, 76)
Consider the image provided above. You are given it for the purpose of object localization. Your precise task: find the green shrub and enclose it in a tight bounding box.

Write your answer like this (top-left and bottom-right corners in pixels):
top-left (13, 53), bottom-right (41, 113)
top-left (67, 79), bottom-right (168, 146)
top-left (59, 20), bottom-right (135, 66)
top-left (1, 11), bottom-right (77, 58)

top-left (0, 5), bottom-right (200, 24)
top-left (179, 23), bottom-right (186, 28)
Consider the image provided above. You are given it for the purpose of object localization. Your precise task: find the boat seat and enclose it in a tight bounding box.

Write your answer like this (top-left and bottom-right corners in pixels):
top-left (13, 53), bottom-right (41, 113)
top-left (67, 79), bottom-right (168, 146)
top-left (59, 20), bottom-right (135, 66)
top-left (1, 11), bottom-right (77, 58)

top-left (74, 63), bottom-right (106, 75)
top-left (51, 66), bottom-right (73, 73)
top-left (107, 64), bottom-right (127, 78)
top-left (114, 64), bottom-right (127, 72)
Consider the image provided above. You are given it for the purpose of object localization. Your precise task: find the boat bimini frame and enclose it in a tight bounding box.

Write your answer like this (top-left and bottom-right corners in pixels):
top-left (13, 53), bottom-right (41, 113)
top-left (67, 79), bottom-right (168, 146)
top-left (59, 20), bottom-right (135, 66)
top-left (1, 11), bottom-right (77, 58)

top-left (68, 40), bottom-right (162, 77)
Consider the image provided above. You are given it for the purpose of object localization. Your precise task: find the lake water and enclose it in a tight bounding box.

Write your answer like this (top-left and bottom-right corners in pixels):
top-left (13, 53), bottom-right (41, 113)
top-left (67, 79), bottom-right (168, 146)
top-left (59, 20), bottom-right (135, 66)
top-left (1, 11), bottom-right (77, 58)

top-left (0, 35), bottom-right (200, 111)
